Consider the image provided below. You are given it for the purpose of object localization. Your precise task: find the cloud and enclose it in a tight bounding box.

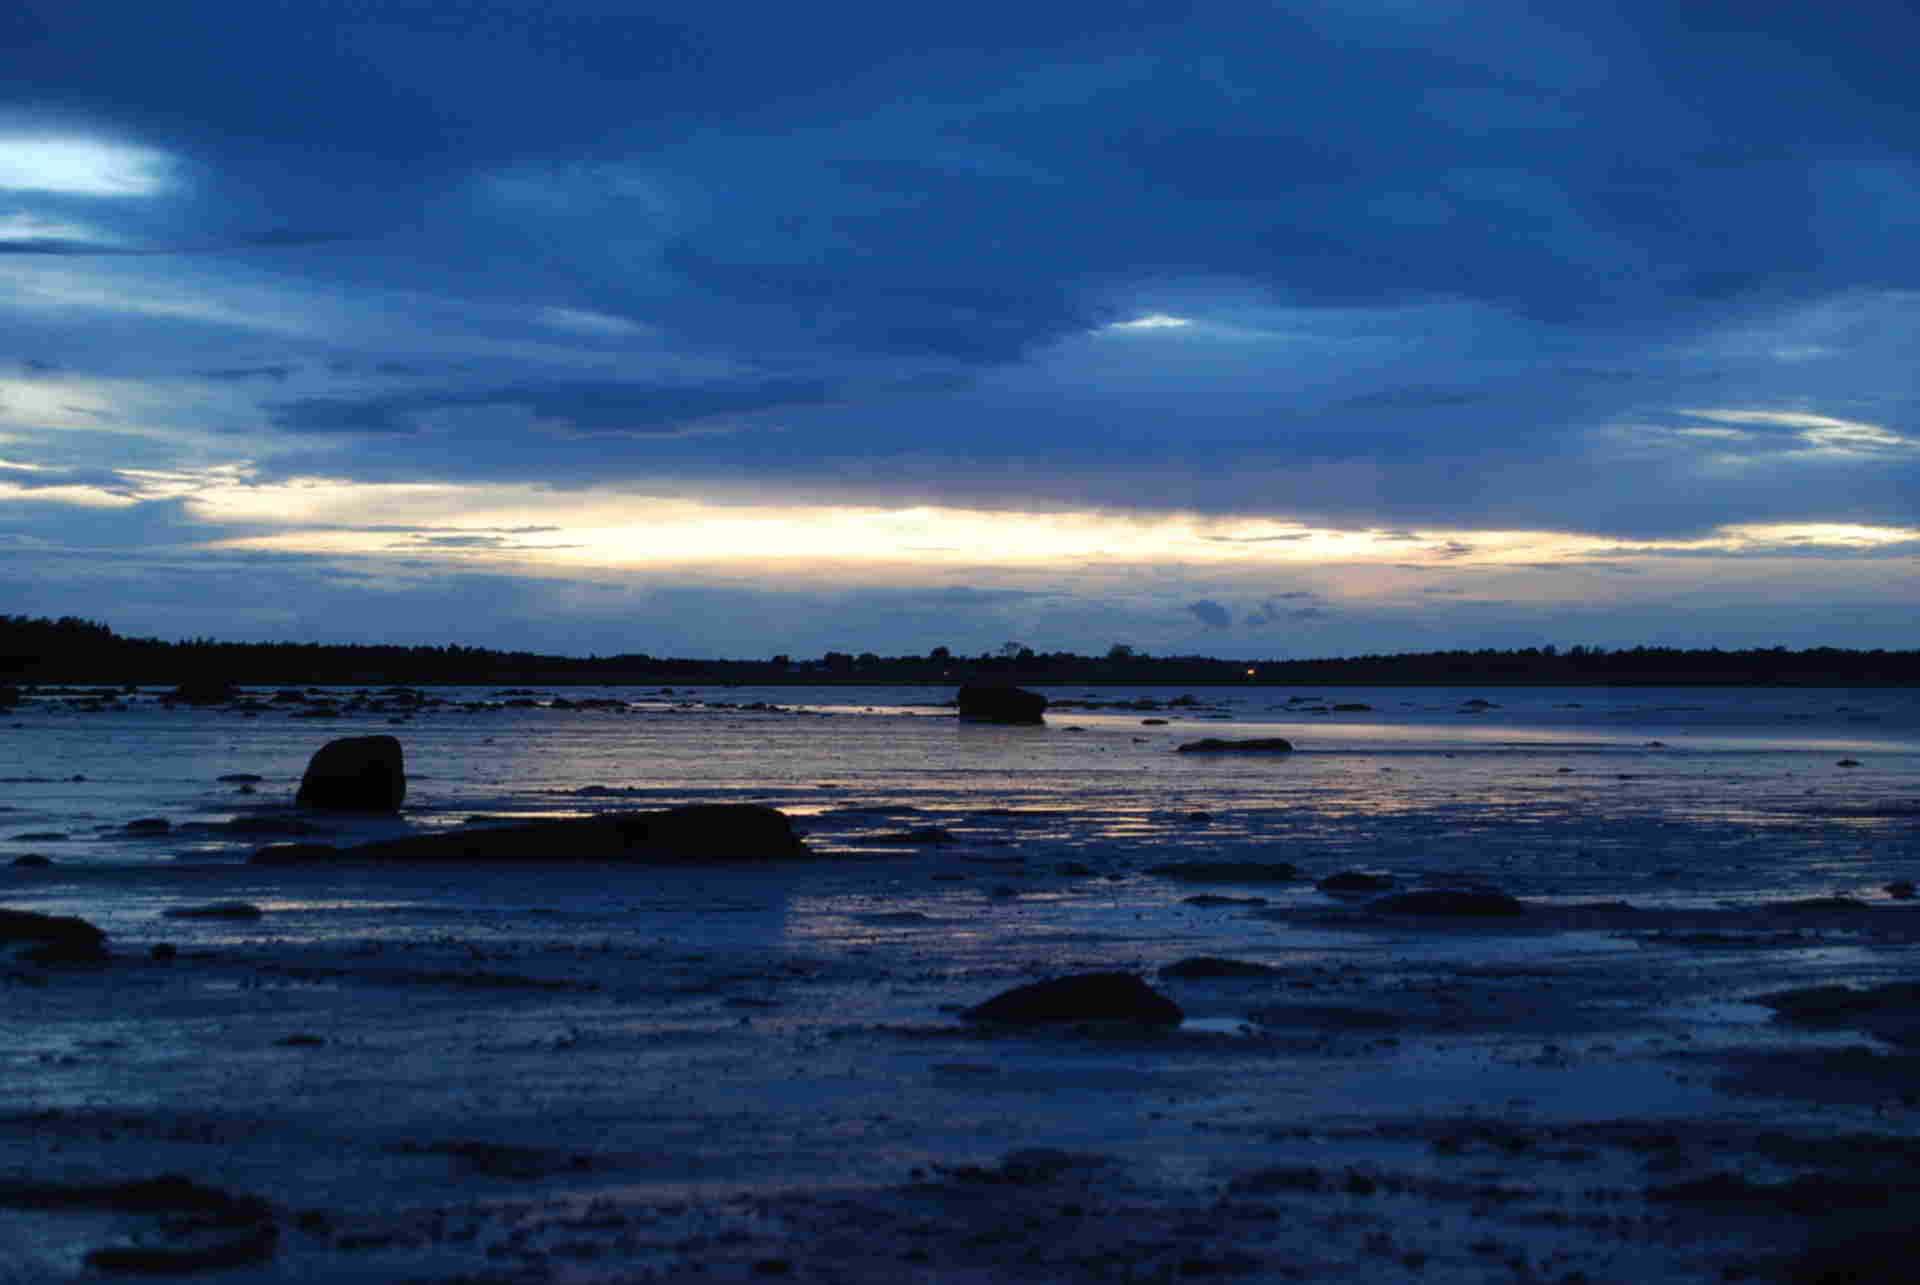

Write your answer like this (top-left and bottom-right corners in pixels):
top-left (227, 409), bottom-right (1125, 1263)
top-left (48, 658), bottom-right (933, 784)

top-left (6, 0), bottom-right (1920, 653)
top-left (1186, 598), bottom-right (1232, 629)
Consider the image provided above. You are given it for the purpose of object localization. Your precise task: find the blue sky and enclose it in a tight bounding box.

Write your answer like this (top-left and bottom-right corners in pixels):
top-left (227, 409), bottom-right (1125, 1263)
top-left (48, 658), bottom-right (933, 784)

top-left (3, 0), bottom-right (1916, 659)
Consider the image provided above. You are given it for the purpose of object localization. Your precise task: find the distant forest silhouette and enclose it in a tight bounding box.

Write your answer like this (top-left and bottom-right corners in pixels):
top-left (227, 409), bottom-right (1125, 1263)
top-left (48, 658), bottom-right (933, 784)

top-left (3, 614), bottom-right (1917, 687)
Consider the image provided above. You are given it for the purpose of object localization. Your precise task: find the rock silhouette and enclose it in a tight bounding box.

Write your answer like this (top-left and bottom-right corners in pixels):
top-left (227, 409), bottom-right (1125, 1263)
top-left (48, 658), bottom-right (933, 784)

top-left (956, 684), bottom-right (1047, 725)
top-left (296, 735), bottom-right (406, 812)
top-left (1, 907), bottom-right (108, 963)
top-left (252, 804), bottom-right (809, 864)
top-left (963, 971), bottom-right (1183, 1026)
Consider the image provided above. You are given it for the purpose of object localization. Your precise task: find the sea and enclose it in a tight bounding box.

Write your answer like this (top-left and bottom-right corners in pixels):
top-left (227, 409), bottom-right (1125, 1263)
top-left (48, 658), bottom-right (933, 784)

top-left (6, 682), bottom-right (1919, 960)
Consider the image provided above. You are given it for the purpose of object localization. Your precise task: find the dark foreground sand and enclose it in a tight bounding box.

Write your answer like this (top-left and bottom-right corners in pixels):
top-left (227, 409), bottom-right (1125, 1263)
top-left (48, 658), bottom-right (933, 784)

top-left (8, 873), bottom-right (1920, 1284)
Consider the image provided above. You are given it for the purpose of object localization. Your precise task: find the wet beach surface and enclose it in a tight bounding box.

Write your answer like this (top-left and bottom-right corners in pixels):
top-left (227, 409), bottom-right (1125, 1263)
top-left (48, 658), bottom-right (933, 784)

top-left (6, 684), bottom-right (1920, 1281)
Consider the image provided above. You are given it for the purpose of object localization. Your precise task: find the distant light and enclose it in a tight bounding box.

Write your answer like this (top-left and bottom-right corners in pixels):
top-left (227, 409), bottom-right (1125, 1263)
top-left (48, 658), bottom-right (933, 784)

top-left (1107, 313), bottom-right (1194, 330)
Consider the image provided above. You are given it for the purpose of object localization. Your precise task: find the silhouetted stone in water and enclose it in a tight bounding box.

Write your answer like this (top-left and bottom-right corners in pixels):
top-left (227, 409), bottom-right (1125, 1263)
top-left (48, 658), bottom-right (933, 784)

top-left (1176, 737), bottom-right (1294, 753)
top-left (163, 901), bottom-right (263, 920)
top-left (0, 907), bottom-right (108, 963)
top-left (166, 678), bottom-right (239, 705)
top-left (1369, 888), bottom-right (1526, 916)
top-left (296, 734), bottom-right (405, 812)
top-left (956, 684), bottom-right (1047, 725)
top-left (963, 971), bottom-right (1183, 1026)
top-left (250, 842), bottom-right (338, 865)
top-left (251, 804), bottom-right (809, 864)
top-left (10, 854), bottom-right (51, 867)
top-left (1317, 870), bottom-right (1395, 893)
top-left (1886, 879), bottom-right (1917, 900)
top-left (1161, 956), bottom-right (1281, 978)
top-left (0, 1175), bottom-right (280, 1276)
top-left (1147, 860), bottom-right (1301, 883)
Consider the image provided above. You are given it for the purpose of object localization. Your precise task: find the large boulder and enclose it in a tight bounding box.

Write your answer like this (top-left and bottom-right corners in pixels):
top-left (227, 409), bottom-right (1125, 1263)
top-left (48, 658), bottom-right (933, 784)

top-left (956, 684), bottom-right (1047, 725)
top-left (963, 971), bottom-right (1183, 1026)
top-left (1, 907), bottom-right (108, 964)
top-left (296, 735), bottom-right (405, 812)
top-left (252, 804), bottom-right (808, 864)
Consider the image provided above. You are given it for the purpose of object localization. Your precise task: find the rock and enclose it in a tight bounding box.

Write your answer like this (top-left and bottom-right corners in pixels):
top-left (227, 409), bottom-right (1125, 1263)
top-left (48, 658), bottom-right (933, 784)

top-left (166, 677), bottom-right (239, 705)
top-left (296, 735), bottom-right (406, 812)
top-left (956, 684), bottom-right (1047, 725)
top-left (1175, 737), bottom-right (1294, 753)
top-left (252, 804), bottom-right (809, 864)
top-left (217, 773), bottom-right (265, 783)
top-left (1317, 870), bottom-right (1395, 893)
top-left (1369, 888), bottom-right (1526, 916)
top-left (1753, 983), bottom-right (1920, 1023)
top-left (963, 971), bottom-right (1183, 1026)
top-left (1161, 956), bottom-right (1281, 978)
top-left (0, 907), bottom-right (108, 963)
top-left (163, 901), bottom-right (264, 920)
top-left (1886, 880), bottom-right (1917, 900)
top-left (85, 1225), bottom-right (278, 1274)
top-left (250, 843), bottom-right (339, 864)
top-left (124, 817), bottom-right (171, 835)
top-left (10, 854), bottom-right (52, 867)
top-left (1146, 860), bottom-right (1301, 883)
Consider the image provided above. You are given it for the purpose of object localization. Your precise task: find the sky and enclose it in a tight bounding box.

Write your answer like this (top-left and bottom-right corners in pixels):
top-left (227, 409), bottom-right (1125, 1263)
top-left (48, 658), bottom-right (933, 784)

top-left (2, 0), bottom-right (1917, 661)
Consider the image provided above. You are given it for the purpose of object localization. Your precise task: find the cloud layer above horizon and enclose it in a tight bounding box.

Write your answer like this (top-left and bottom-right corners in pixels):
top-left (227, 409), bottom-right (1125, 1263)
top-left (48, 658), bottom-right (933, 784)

top-left (4, 0), bottom-right (1916, 658)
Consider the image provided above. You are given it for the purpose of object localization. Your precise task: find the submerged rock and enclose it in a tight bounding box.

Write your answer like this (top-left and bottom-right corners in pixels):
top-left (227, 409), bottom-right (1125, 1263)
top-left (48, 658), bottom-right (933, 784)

top-left (1317, 870), bottom-right (1395, 893)
top-left (963, 971), bottom-right (1183, 1026)
top-left (1176, 737), bottom-right (1294, 753)
top-left (1369, 888), bottom-right (1526, 916)
top-left (163, 901), bottom-right (264, 920)
top-left (296, 735), bottom-right (406, 813)
top-left (251, 804), bottom-right (809, 864)
top-left (166, 677), bottom-right (239, 705)
top-left (1161, 956), bottom-right (1281, 979)
top-left (1147, 860), bottom-right (1301, 883)
top-left (956, 684), bottom-right (1047, 725)
top-left (0, 906), bottom-right (108, 963)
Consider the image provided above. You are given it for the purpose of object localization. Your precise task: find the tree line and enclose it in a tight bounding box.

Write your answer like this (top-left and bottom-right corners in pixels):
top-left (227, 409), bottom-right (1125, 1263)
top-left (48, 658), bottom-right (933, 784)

top-left (3, 614), bottom-right (1917, 687)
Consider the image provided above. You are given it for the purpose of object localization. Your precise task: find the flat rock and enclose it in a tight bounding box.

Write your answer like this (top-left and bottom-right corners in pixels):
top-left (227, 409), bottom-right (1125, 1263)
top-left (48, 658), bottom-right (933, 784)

top-left (1147, 861), bottom-right (1301, 883)
top-left (252, 804), bottom-right (809, 864)
top-left (963, 971), bottom-right (1183, 1026)
top-left (0, 907), bottom-right (108, 963)
top-left (163, 901), bottom-right (265, 920)
top-left (1318, 870), bottom-right (1395, 893)
top-left (1176, 737), bottom-right (1294, 753)
top-left (1161, 956), bottom-right (1281, 979)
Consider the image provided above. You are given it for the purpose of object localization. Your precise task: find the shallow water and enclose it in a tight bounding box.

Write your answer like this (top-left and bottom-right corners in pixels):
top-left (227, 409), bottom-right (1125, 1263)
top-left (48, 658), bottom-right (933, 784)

top-left (7, 682), bottom-right (1917, 904)
top-left (9, 684), bottom-right (1920, 1283)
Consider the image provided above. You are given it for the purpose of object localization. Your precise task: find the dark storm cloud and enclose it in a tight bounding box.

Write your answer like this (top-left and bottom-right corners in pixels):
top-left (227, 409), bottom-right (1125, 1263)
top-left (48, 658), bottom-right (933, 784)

top-left (8, 0), bottom-right (1920, 652)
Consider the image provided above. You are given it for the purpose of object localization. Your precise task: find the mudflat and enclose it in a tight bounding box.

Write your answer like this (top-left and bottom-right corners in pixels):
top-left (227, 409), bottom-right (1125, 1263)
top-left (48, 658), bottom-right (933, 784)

top-left (9, 859), bottom-right (1920, 1284)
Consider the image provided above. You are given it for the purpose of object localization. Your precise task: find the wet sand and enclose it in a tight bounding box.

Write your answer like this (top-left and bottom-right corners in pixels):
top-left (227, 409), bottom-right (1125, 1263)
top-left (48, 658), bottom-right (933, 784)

top-left (9, 857), bottom-right (1920, 1284)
